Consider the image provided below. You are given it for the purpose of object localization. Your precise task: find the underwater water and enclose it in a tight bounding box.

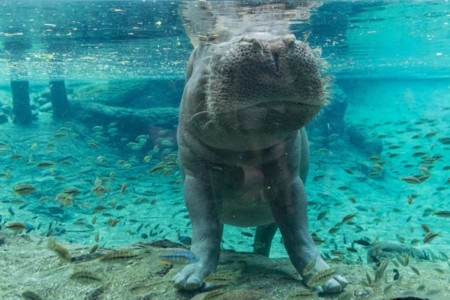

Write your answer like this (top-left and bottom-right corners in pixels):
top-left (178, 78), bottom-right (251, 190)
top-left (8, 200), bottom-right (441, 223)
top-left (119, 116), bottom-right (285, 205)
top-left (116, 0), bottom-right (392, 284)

top-left (0, 0), bottom-right (449, 299)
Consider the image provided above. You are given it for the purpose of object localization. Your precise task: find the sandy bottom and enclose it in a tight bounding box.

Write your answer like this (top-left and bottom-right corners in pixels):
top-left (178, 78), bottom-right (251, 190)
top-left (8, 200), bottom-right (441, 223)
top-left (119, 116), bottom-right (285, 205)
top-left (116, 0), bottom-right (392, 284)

top-left (0, 232), bottom-right (448, 300)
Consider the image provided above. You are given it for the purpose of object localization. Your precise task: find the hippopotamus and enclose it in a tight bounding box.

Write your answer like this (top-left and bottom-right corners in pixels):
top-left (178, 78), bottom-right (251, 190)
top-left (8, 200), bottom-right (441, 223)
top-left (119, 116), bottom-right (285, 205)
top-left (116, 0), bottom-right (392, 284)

top-left (174, 0), bottom-right (348, 294)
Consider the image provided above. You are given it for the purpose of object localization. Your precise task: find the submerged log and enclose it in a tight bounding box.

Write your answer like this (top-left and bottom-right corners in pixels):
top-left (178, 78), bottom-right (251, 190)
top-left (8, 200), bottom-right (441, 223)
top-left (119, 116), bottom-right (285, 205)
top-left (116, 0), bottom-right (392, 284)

top-left (69, 100), bottom-right (179, 130)
top-left (11, 80), bottom-right (32, 124)
top-left (49, 80), bottom-right (69, 119)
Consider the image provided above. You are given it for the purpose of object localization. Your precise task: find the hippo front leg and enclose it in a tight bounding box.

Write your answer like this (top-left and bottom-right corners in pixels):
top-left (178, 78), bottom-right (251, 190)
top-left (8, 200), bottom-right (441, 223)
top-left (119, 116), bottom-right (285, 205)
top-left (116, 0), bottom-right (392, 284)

top-left (262, 161), bottom-right (348, 293)
top-left (173, 174), bottom-right (223, 290)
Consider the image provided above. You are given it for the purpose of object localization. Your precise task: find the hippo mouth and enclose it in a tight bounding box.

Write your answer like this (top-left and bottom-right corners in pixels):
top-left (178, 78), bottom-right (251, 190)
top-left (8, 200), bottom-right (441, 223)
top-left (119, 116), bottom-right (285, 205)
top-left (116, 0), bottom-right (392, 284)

top-left (215, 100), bottom-right (322, 133)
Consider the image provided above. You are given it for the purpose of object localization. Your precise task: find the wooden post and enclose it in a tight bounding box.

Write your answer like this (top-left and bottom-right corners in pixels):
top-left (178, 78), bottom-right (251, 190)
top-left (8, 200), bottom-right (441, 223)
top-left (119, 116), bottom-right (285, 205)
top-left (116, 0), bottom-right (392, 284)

top-left (11, 80), bottom-right (32, 124)
top-left (49, 80), bottom-right (69, 119)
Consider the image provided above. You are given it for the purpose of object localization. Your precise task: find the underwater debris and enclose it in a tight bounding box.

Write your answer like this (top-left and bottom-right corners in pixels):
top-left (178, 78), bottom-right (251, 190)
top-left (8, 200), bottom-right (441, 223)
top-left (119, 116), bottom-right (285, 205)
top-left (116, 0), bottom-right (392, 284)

top-left (159, 248), bottom-right (199, 265)
top-left (13, 184), bottom-right (36, 195)
top-left (70, 270), bottom-right (102, 284)
top-left (48, 237), bottom-right (71, 261)
top-left (306, 267), bottom-right (337, 288)
top-left (99, 249), bottom-right (139, 262)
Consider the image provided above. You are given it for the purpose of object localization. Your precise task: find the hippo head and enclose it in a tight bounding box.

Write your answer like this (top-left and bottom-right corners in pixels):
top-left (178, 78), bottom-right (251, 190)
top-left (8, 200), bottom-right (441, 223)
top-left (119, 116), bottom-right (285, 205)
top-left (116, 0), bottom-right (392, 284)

top-left (203, 33), bottom-right (326, 134)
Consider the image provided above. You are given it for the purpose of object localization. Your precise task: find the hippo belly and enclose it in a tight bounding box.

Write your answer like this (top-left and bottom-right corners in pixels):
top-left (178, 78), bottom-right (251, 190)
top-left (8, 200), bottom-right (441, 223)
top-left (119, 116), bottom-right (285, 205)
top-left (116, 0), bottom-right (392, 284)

top-left (219, 165), bottom-right (274, 227)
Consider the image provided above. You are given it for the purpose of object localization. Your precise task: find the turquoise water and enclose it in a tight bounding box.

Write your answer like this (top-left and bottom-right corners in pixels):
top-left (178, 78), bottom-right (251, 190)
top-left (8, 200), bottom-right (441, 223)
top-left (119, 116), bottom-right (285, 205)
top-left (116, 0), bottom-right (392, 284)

top-left (0, 0), bottom-right (449, 298)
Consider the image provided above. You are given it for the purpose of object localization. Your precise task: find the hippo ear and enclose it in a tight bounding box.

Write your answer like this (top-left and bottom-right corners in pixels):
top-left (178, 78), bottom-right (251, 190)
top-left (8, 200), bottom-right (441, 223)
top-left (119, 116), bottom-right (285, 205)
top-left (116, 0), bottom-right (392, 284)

top-left (181, 0), bottom-right (320, 48)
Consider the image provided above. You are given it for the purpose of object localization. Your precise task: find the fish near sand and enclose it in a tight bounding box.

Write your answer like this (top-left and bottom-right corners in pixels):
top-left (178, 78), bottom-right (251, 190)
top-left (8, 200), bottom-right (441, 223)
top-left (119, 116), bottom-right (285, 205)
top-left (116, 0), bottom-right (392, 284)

top-left (173, 1), bottom-right (347, 294)
top-left (159, 248), bottom-right (200, 265)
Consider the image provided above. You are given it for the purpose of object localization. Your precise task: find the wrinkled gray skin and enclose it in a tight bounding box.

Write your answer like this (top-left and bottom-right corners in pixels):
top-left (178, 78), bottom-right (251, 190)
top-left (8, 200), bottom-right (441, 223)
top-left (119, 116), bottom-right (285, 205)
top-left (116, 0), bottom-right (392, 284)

top-left (175, 32), bottom-right (348, 293)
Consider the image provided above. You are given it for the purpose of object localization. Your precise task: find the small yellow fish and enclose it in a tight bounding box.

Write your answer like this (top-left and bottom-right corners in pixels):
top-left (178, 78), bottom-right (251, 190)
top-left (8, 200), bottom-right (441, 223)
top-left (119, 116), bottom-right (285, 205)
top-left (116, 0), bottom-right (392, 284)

top-left (13, 184), bottom-right (36, 195)
top-left (149, 163), bottom-right (165, 173)
top-left (371, 163), bottom-right (383, 171)
top-left (120, 183), bottom-right (127, 194)
top-left (5, 222), bottom-right (27, 235)
top-left (341, 213), bottom-right (356, 223)
top-left (438, 137), bottom-right (450, 145)
top-left (108, 218), bottom-right (120, 227)
top-left (433, 210), bottom-right (450, 218)
top-left (421, 224), bottom-right (430, 233)
top-left (37, 161), bottom-right (56, 168)
top-left (306, 267), bottom-right (337, 287)
top-left (400, 175), bottom-right (429, 184)
top-left (302, 255), bottom-right (317, 276)
top-left (423, 232), bottom-right (439, 244)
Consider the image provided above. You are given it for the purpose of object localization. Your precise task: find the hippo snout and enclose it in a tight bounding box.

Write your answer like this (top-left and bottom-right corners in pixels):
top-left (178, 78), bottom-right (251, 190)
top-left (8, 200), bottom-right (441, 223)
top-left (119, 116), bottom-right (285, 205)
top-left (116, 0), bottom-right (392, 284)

top-left (206, 33), bottom-right (325, 116)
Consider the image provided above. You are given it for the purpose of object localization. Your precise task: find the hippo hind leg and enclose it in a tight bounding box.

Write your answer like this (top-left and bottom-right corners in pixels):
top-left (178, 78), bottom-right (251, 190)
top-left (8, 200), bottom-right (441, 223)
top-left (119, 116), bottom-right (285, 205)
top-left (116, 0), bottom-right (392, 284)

top-left (253, 223), bottom-right (278, 256)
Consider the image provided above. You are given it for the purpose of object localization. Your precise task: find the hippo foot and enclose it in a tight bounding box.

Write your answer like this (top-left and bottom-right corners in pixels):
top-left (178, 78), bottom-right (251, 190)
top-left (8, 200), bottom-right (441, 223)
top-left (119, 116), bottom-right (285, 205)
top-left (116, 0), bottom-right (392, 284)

top-left (301, 254), bottom-right (348, 294)
top-left (173, 262), bottom-right (213, 290)
top-left (316, 275), bottom-right (348, 294)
